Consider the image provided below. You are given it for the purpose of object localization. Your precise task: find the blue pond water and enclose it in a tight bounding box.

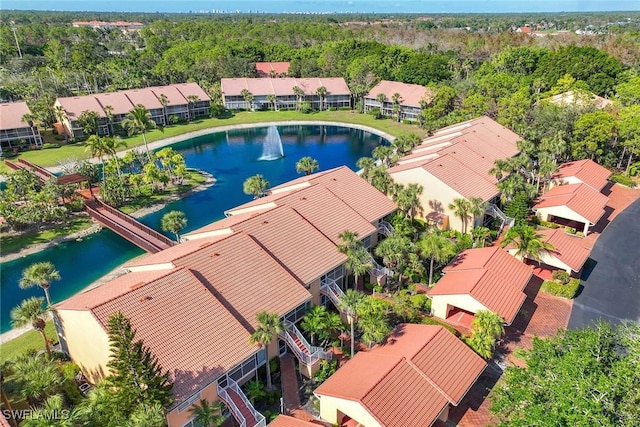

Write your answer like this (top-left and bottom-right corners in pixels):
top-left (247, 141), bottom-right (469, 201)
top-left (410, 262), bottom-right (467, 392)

top-left (0, 124), bottom-right (386, 332)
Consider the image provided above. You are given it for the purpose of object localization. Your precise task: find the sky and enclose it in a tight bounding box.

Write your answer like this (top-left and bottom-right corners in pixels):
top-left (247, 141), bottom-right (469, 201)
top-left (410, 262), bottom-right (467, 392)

top-left (1, 0), bottom-right (638, 14)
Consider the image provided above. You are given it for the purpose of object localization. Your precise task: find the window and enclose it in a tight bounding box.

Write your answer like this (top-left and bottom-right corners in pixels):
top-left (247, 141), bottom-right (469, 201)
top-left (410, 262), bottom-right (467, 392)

top-left (321, 265), bottom-right (344, 289)
top-left (284, 301), bottom-right (311, 323)
top-left (177, 392), bottom-right (202, 412)
top-left (182, 418), bottom-right (204, 427)
top-left (362, 235), bottom-right (372, 249)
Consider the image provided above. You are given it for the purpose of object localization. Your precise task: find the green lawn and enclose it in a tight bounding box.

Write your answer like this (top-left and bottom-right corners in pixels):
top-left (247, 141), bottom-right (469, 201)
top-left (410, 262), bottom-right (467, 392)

top-left (0, 215), bottom-right (94, 256)
top-left (8, 111), bottom-right (421, 169)
top-left (0, 321), bottom-right (58, 363)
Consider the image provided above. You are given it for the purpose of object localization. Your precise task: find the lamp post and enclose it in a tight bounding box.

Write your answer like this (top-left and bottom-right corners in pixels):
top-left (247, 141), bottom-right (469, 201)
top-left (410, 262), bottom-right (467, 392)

top-left (10, 21), bottom-right (22, 59)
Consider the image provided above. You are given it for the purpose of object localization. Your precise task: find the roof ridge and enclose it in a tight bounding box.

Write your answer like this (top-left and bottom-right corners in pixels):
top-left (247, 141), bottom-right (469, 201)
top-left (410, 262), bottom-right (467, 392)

top-left (171, 230), bottom-right (241, 263)
top-left (404, 342), bottom-right (457, 403)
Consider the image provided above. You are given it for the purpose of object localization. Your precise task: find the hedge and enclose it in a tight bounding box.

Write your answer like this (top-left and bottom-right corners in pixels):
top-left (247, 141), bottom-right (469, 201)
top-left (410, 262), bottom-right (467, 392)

top-left (541, 278), bottom-right (581, 299)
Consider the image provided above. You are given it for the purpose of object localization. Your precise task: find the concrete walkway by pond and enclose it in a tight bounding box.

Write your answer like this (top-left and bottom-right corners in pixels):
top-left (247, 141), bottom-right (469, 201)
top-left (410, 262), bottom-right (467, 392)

top-left (568, 197), bottom-right (640, 328)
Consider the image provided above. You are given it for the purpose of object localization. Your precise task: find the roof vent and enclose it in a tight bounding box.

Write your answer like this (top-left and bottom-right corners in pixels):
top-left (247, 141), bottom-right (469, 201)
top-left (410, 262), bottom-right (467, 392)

top-left (300, 197), bottom-right (307, 200)
top-left (210, 252), bottom-right (220, 257)
top-left (130, 282), bottom-right (146, 290)
top-left (140, 296), bottom-right (152, 302)
top-left (262, 221), bottom-right (269, 225)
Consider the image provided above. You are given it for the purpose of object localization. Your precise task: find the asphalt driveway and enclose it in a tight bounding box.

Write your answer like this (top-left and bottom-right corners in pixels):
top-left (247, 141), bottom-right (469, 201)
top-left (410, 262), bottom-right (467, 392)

top-left (568, 198), bottom-right (640, 328)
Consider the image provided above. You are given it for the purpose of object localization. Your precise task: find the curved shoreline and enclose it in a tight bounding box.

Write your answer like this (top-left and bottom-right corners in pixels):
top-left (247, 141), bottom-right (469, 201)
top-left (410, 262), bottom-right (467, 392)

top-left (47, 121), bottom-right (395, 174)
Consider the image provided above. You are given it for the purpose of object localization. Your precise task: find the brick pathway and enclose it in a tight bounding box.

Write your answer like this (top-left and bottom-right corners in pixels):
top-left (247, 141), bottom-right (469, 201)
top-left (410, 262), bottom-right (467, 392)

top-left (279, 354), bottom-right (302, 413)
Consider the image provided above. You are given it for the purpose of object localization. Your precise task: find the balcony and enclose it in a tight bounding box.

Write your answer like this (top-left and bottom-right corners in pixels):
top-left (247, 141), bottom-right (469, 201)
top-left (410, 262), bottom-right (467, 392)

top-left (217, 378), bottom-right (266, 427)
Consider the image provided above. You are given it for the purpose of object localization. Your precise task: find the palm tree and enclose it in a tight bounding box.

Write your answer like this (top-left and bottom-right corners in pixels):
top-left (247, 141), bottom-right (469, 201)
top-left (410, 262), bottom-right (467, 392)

top-left (471, 226), bottom-right (492, 248)
top-left (369, 166), bottom-right (394, 195)
top-left (102, 136), bottom-right (127, 178)
top-left (345, 247), bottom-right (373, 290)
top-left (376, 93), bottom-right (387, 115)
top-left (468, 197), bottom-right (488, 229)
top-left (339, 289), bottom-right (365, 357)
top-left (85, 135), bottom-right (109, 182)
top-left (103, 105), bottom-right (114, 135)
top-left (1, 362), bottom-right (17, 427)
top-left (186, 95), bottom-right (200, 120)
top-left (337, 230), bottom-right (361, 254)
top-left (158, 93), bottom-right (169, 126)
top-left (448, 198), bottom-right (472, 234)
top-left (240, 89), bottom-right (254, 111)
top-left (393, 183), bottom-right (423, 222)
top-left (418, 231), bottom-right (456, 286)
top-left (300, 305), bottom-right (327, 346)
top-left (11, 297), bottom-right (51, 357)
top-left (188, 400), bottom-right (225, 427)
top-left (374, 233), bottom-right (411, 283)
top-left (249, 311), bottom-right (284, 390)
top-left (372, 145), bottom-right (396, 167)
top-left (316, 86), bottom-right (327, 111)
top-left (292, 86), bottom-right (304, 111)
top-left (356, 157), bottom-right (376, 181)
top-left (266, 94), bottom-right (278, 111)
top-left (19, 262), bottom-right (60, 306)
top-left (161, 210), bottom-right (188, 242)
top-left (500, 225), bottom-right (555, 262)
top-left (295, 156), bottom-right (319, 175)
top-left (122, 104), bottom-right (157, 161)
top-left (391, 92), bottom-right (402, 122)
top-left (243, 174), bottom-right (269, 199)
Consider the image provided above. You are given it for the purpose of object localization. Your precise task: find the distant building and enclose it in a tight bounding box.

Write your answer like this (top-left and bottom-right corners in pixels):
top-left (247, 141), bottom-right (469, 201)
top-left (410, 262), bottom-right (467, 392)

top-left (255, 61), bottom-right (290, 77)
top-left (543, 90), bottom-right (613, 110)
top-left (0, 102), bottom-right (43, 150)
top-left (221, 77), bottom-right (351, 110)
top-left (72, 20), bottom-right (144, 32)
top-left (54, 83), bottom-right (211, 138)
top-left (364, 80), bottom-right (433, 122)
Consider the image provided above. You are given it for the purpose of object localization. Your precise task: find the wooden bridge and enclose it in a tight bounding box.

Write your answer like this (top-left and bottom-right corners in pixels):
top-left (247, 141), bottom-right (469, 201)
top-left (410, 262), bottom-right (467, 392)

top-left (5, 158), bottom-right (176, 254)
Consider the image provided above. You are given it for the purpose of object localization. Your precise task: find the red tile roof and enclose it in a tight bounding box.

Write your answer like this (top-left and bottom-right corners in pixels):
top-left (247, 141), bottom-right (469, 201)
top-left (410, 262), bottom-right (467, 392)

top-left (546, 90), bottom-right (613, 109)
top-left (268, 415), bottom-right (319, 427)
top-left (148, 85), bottom-right (188, 106)
top-left (537, 228), bottom-right (593, 272)
top-left (172, 232), bottom-right (312, 330)
top-left (0, 102), bottom-right (32, 130)
top-left (185, 206), bottom-right (345, 285)
top-left (124, 235), bottom-right (230, 268)
top-left (221, 78), bottom-right (350, 97)
top-left (429, 247), bottom-right (533, 323)
top-left (534, 183), bottom-right (608, 224)
top-left (174, 82), bottom-right (212, 102)
top-left (122, 88), bottom-right (164, 110)
top-left (315, 324), bottom-right (486, 427)
top-left (365, 80), bottom-right (433, 109)
top-left (93, 91), bottom-right (135, 115)
top-left (89, 268), bottom-right (256, 406)
top-left (388, 116), bottom-right (521, 201)
top-left (255, 62), bottom-right (290, 77)
top-left (56, 95), bottom-right (107, 121)
top-left (552, 159), bottom-right (611, 191)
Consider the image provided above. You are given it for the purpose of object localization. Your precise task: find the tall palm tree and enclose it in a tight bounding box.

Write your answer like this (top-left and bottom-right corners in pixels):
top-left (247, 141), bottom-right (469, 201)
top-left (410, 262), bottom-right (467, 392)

top-left (315, 86), bottom-right (327, 111)
top-left (337, 230), bottom-right (361, 254)
top-left (292, 86), bottom-right (304, 111)
top-left (103, 105), bottom-right (114, 135)
top-left (339, 289), bottom-right (365, 357)
top-left (85, 135), bottom-right (109, 182)
top-left (249, 311), bottom-right (284, 390)
top-left (188, 400), bottom-right (225, 427)
top-left (240, 89), bottom-right (254, 111)
top-left (468, 197), bottom-right (488, 229)
top-left (186, 95), bottom-right (200, 120)
top-left (500, 225), bottom-right (555, 262)
top-left (122, 104), bottom-right (157, 161)
top-left (243, 174), bottom-right (269, 199)
top-left (1, 362), bottom-right (18, 427)
top-left (102, 136), bottom-right (128, 178)
top-left (11, 297), bottom-right (51, 357)
top-left (266, 94), bottom-right (277, 111)
top-left (418, 231), bottom-right (456, 286)
top-left (449, 198), bottom-right (472, 234)
top-left (393, 183), bottom-right (423, 222)
top-left (372, 145), bottom-right (396, 167)
top-left (376, 93), bottom-right (387, 115)
top-left (391, 92), bottom-right (402, 122)
top-left (19, 262), bottom-right (60, 306)
top-left (345, 247), bottom-right (373, 290)
top-left (295, 156), bottom-right (319, 175)
top-left (356, 157), bottom-right (376, 181)
top-left (161, 210), bottom-right (188, 242)
top-left (300, 305), bottom-right (327, 346)
top-left (158, 93), bottom-right (169, 126)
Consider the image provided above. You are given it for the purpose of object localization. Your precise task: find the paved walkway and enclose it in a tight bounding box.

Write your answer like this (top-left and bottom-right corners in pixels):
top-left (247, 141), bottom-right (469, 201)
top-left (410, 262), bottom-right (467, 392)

top-left (279, 354), bottom-right (321, 423)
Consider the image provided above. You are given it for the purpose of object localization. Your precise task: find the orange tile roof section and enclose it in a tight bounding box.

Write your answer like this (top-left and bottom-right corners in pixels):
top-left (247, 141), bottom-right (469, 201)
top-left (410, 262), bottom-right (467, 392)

top-left (122, 88), bottom-right (164, 110)
top-left (0, 102), bottom-right (32, 130)
top-left (537, 228), bottom-right (593, 272)
top-left (89, 268), bottom-right (256, 406)
top-left (124, 235), bottom-right (230, 268)
top-left (172, 232), bottom-right (312, 331)
top-left (221, 78), bottom-right (350, 97)
top-left (429, 247), bottom-right (533, 323)
top-left (268, 415), bottom-right (321, 427)
top-left (173, 82), bottom-right (212, 102)
top-left (148, 85), bottom-right (188, 105)
top-left (315, 324), bottom-right (486, 427)
top-left (552, 159), bottom-right (612, 191)
top-left (534, 183), bottom-right (608, 224)
top-left (57, 95), bottom-right (107, 120)
top-left (365, 80), bottom-right (433, 109)
top-left (388, 116), bottom-right (521, 201)
top-left (255, 62), bottom-right (290, 77)
top-left (93, 91), bottom-right (135, 115)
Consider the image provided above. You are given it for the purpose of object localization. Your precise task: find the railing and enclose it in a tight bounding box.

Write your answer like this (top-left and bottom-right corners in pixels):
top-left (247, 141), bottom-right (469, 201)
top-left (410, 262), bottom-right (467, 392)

top-left (18, 159), bottom-right (55, 178)
top-left (280, 320), bottom-right (331, 366)
top-left (320, 278), bottom-right (345, 310)
top-left (366, 252), bottom-right (392, 278)
top-left (486, 204), bottom-right (515, 232)
top-left (377, 219), bottom-right (394, 237)
top-left (217, 379), bottom-right (266, 427)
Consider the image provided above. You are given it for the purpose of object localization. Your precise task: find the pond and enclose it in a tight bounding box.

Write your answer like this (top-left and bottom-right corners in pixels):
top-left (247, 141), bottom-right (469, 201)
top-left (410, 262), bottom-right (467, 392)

top-left (0, 124), bottom-right (387, 332)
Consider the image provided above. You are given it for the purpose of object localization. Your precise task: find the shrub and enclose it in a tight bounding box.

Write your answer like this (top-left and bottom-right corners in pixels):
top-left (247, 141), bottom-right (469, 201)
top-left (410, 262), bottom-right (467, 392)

top-left (313, 360), bottom-right (338, 384)
top-left (539, 220), bottom-right (560, 229)
top-left (402, 119), bottom-right (413, 124)
top-left (54, 134), bottom-right (66, 141)
top-left (339, 106), bottom-right (351, 111)
top-left (541, 278), bottom-right (580, 299)
top-left (565, 227), bottom-right (576, 234)
top-left (422, 316), bottom-right (459, 336)
top-left (552, 270), bottom-right (570, 284)
top-left (42, 143), bottom-right (61, 149)
top-left (610, 173), bottom-right (637, 187)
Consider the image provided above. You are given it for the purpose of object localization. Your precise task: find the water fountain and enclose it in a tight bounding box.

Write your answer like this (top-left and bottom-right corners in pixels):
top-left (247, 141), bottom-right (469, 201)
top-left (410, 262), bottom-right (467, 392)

top-left (258, 125), bottom-right (284, 160)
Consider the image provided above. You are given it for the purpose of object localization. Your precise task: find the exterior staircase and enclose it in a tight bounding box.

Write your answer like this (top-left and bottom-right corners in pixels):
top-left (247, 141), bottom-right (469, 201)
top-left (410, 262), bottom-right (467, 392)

top-left (486, 204), bottom-right (515, 233)
top-left (377, 219), bottom-right (394, 237)
top-left (367, 252), bottom-right (392, 279)
top-left (280, 320), bottom-right (331, 366)
top-left (217, 378), bottom-right (266, 427)
top-left (320, 277), bottom-right (345, 310)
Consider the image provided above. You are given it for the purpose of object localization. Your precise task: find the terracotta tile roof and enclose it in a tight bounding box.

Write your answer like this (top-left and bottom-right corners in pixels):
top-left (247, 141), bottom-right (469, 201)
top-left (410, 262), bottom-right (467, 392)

top-left (388, 116), bottom-right (521, 201)
top-left (221, 78), bottom-right (350, 97)
top-left (122, 88), bottom-right (164, 110)
top-left (93, 92), bottom-right (135, 115)
top-left (552, 159), bottom-right (611, 191)
top-left (315, 324), bottom-right (486, 427)
top-left (429, 247), bottom-right (533, 323)
top-left (148, 85), bottom-right (188, 105)
top-left (270, 166), bottom-right (397, 222)
top-left (546, 90), bottom-right (613, 109)
top-left (268, 415), bottom-right (319, 427)
top-left (365, 80), bottom-right (433, 109)
top-left (174, 82), bottom-right (212, 102)
top-left (124, 235), bottom-right (230, 268)
top-left (89, 268), bottom-right (256, 406)
top-left (186, 206), bottom-right (345, 285)
top-left (56, 95), bottom-right (107, 120)
top-left (173, 232), bottom-right (312, 330)
top-left (534, 183), bottom-right (608, 224)
top-left (255, 62), bottom-right (290, 77)
top-left (0, 102), bottom-right (32, 130)
top-left (55, 269), bottom-right (174, 310)
top-left (537, 228), bottom-right (593, 272)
